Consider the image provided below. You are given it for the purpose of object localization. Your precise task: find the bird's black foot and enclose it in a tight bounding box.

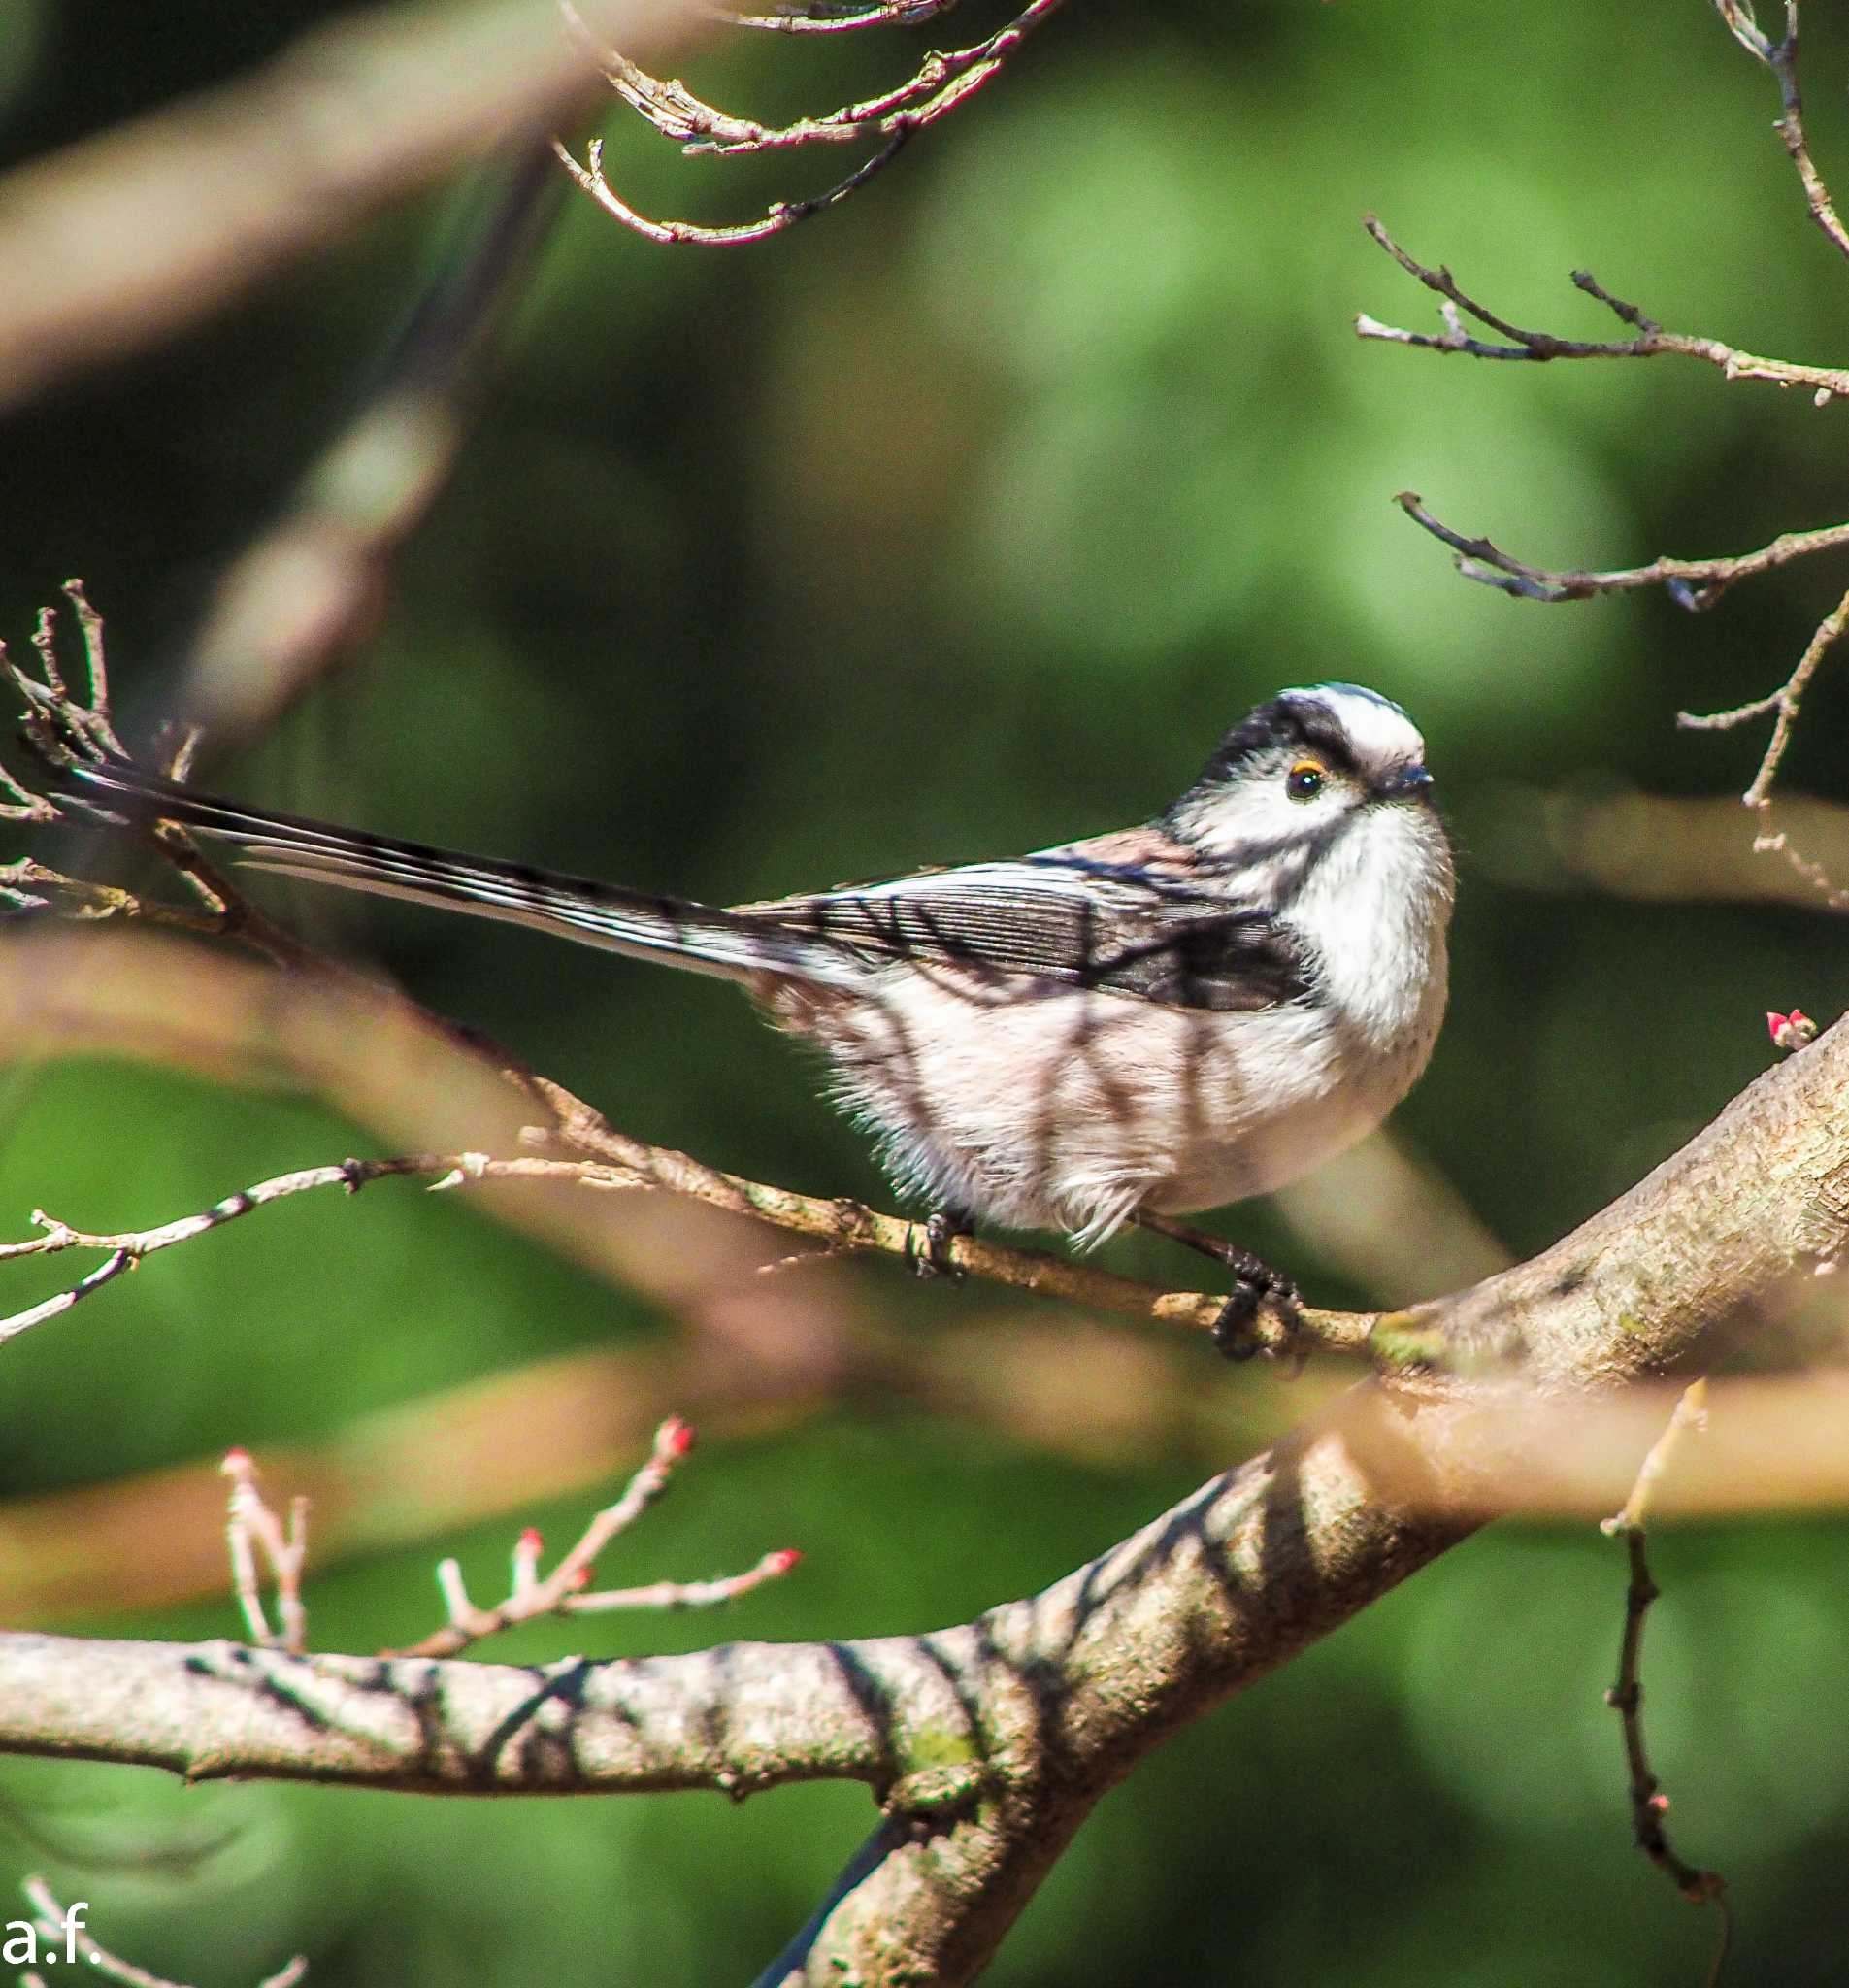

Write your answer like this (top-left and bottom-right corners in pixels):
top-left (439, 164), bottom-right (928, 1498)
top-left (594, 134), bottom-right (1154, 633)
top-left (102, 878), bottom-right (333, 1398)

top-left (1210, 1258), bottom-right (1303, 1363)
top-left (1131, 1209), bottom-right (1303, 1363)
top-left (906, 1207), bottom-right (974, 1280)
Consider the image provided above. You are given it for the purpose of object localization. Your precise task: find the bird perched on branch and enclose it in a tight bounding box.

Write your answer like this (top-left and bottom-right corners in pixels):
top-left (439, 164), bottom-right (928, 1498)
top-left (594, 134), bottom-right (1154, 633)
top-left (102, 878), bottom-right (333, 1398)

top-left (56, 683), bottom-right (1452, 1354)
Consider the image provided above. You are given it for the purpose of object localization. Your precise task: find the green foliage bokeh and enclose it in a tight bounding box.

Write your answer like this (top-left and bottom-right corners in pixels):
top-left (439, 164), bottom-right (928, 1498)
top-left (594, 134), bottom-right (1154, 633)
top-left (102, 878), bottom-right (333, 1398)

top-left (3, 2), bottom-right (1849, 1981)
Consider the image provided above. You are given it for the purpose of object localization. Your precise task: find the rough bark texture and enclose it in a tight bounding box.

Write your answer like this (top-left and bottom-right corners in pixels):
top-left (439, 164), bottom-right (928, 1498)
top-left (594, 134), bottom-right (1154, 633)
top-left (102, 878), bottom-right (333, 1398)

top-left (2, 1020), bottom-right (1844, 1984)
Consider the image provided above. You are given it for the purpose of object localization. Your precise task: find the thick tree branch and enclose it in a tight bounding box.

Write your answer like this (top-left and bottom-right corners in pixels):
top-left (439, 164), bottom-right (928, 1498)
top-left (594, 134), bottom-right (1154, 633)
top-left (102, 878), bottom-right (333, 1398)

top-left (2, 1018), bottom-right (1844, 1980)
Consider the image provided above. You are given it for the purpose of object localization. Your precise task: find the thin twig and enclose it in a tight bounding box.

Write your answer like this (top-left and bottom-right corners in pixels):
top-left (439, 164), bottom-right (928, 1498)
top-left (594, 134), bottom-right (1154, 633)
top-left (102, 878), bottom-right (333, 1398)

top-left (222, 1451), bottom-right (312, 1654)
top-left (554, 0), bottom-right (1067, 246)
top-left (1712, 0), bottom-right (1849, 265)
top-left (1391, 491), bottom-right (1849, 612)
top-left (1675, 581), bottom-right (1849, 905)
top-left (713, 0), bottom-right (964, 31)
top-left (552, 129), bottom-right (914, 245)
top-left (1679, 580), bottom-right (1849, 802)
top-left (391, 1416), bottom-right (801, 1658)
top-left (0, 1154), bottom-right (626, 1345)
top-left (1358, 216), bottom-right (1849, 402)
top-left (0, 1140), bottom-right (1380, 1358)
top-left (1601, 1382), bottom-right (1733, 1985)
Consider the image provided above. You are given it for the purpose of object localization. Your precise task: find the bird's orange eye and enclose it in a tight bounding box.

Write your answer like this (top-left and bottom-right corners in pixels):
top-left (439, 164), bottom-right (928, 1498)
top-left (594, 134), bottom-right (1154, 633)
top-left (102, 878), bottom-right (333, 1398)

top-left (1286, 760), bottom-right (1325, 801)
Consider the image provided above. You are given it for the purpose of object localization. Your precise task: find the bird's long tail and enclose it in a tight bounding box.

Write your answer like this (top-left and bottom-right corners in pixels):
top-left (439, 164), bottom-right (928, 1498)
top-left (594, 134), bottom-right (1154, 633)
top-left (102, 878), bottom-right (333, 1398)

top-left (60, 757), bottom-right (855, 989)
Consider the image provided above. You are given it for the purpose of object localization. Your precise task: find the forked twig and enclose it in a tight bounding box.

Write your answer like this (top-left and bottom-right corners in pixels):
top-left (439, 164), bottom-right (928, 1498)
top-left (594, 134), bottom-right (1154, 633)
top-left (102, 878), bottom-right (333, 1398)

top-left (555, 0), bottom-right (1068, 246)
top-left (1358, 217), bottom-right (1849, 402)
top-left (1391, 491), bottom-right (1849, 613)
top-left (1712, 0), bottom-right (1849, 265)
top-left (222, 1449), bottom-right (311, 1655)
top-left (1601, 1382), bottom-right (1733, 1986)
top-left (391, 1416), bottom-right (800, 1658)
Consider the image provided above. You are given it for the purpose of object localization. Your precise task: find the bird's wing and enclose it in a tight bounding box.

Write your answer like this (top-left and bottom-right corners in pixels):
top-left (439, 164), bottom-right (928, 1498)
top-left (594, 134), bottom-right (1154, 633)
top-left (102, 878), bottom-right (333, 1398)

top-left (731, 852), bottom-right (1309, 1012)
top-left (60, 761), bottom-right (1307, 1011)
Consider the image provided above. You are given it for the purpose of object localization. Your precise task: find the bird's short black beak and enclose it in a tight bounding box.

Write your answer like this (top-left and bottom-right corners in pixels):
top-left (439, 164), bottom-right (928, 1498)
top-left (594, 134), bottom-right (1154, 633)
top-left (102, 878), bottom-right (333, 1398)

top-left (1376, 765), bottom-right (1436, 802)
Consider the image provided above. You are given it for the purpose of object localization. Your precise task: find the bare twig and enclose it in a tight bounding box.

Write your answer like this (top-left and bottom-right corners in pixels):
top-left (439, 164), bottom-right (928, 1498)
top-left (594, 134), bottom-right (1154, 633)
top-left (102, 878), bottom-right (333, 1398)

top-left (1601, 1382), bottom-right (1733, 1983)
top-left (1679, 580), bottom-right (1849, 798)
top-left (1673, 581), bottom-right (1849, 903)
top-left (0, 1153), bottom-right (626, 1345)
top-left (715, 0), bottom-right (966, 31)
top-left (552, 128), bottom-right (913, 244)
top-left (1390, 490), bottom-right (1849, 612)
top-left (222, 1451), bottom-right (312, 1655)
top-left (20, 1877), bottom-right (307, 1988)
top-left (1358, 216), bottom-right (1849, 401)
top-left (392, 1417), bottom-right (801, 1657)
top-left (0, 1139), bottom-right (1379, 1358)
top-left (1712, 0), bottom-right (1849, 264)
top-left (555, 0), bottom-right (1067, 245)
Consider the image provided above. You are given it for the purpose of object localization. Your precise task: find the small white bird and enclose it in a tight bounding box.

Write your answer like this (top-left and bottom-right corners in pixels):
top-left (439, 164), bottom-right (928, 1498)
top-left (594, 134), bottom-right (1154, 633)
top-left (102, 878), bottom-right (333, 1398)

top-left (62, 683), bottom-right (1453, 1351)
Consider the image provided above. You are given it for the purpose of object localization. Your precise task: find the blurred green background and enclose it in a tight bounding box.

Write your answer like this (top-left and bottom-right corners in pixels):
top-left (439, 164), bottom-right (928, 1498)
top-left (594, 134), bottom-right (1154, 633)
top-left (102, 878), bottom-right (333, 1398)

top-left (3, 1), bottom-right (1849, 1981)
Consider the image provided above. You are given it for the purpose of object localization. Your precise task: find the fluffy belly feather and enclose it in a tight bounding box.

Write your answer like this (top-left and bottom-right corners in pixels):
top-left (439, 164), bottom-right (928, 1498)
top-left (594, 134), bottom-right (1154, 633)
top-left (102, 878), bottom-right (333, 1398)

top-left (765, 968), bottom-right (1443, 1245)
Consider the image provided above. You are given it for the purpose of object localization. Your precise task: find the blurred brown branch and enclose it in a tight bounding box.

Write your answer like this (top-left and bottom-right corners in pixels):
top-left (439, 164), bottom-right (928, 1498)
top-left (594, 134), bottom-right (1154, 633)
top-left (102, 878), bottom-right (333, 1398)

top-left (178, 142), bottom-right (567, 743)
top-left (0, 0), bottom-right (695, 413)
top-left (1473, 783), bottom-right (1849, 914)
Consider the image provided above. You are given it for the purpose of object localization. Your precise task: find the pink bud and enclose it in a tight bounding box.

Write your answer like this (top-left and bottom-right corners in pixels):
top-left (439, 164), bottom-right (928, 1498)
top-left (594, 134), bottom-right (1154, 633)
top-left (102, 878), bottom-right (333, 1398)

top-left (659, 1416), bottom-right (696, 1459)
top-left (1767, 1009), bottom-right (1819, 1052)
top-left (570, 1563), bottom-right (594, 1590)
top-left (767, 1548), bottom-right (803, 1575)
top-left (220, 1447), bottom-right (252, 1474)
top-left (517, 1527), bottom-right (544, 1554)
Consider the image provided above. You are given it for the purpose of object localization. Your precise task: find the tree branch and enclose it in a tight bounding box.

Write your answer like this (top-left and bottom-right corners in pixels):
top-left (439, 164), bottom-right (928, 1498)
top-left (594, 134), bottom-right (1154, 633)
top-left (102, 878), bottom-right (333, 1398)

top-left (1389, 490), bottom-right (1849, 613)
top-left (553, 0), bottom-right (1068, 246)
top-left (1357, 216), bottom-right (1849, 401)
top-left (0, 0), bottom-right (698, 413)
top-left (1712, 0), bottom-right (1849, 265)
top-left (2, 1016), bottom-right (1844, 1979)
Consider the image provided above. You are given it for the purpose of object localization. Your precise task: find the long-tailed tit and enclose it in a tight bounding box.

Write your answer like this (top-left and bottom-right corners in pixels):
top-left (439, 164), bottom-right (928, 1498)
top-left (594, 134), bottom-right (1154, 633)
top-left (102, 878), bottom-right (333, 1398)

top-left (59, 682), bottom-right (1452, 1351)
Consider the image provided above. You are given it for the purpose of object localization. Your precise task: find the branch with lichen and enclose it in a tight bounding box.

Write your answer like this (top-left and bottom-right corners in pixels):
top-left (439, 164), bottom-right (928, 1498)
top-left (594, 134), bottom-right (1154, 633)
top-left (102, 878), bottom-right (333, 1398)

top-left (0, 1011), bottom-right (1845, 1981)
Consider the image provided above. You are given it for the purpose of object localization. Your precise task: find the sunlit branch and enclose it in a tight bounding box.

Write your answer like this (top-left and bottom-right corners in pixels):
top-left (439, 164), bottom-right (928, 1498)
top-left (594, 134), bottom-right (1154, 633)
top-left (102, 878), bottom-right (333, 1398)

top-left (554, 0), bottom-right (1069, 245)
top-left (1357, 216), bottom-right (1849, 401)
